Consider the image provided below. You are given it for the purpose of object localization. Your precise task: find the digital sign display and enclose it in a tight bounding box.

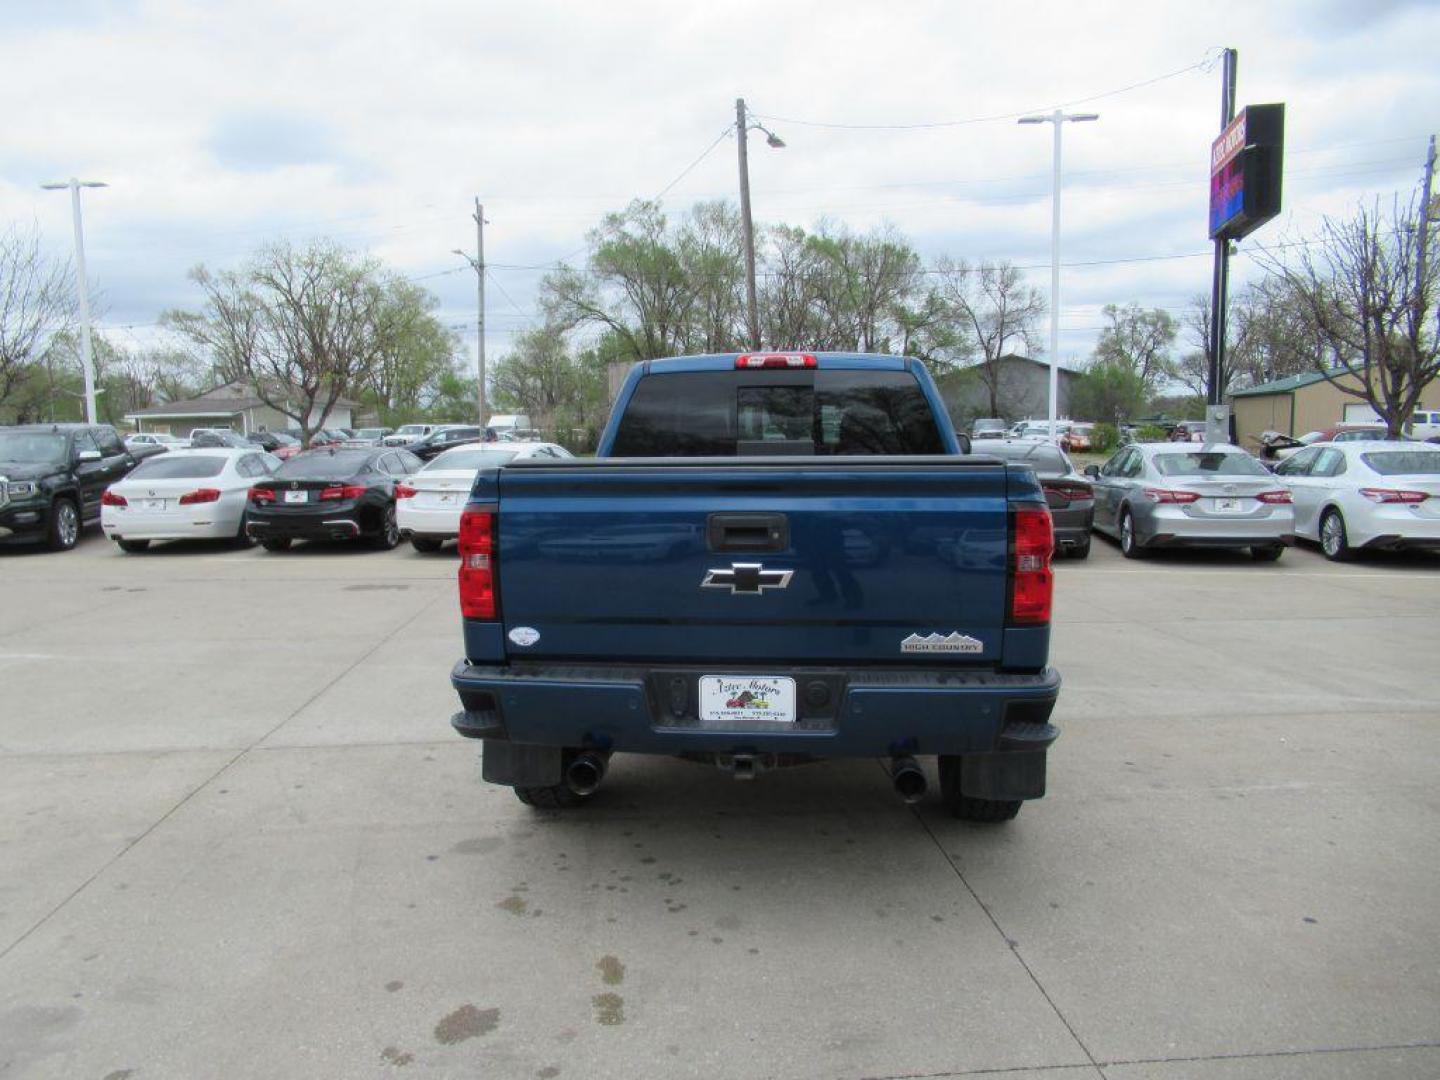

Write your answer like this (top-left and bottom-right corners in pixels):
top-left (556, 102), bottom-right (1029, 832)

top-left (1208, 104), bottom-right (1285, 241)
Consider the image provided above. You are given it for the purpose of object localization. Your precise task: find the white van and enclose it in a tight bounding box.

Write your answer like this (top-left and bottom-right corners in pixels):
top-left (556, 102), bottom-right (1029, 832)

top-left (1410, 410), bottom-right (1440, 441)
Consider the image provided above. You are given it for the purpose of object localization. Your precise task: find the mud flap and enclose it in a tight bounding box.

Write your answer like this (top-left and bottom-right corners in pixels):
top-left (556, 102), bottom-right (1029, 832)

top-left (480, 742), bottom-right (565, 787)
top-left (961, 750), bottom-right (1047, 801)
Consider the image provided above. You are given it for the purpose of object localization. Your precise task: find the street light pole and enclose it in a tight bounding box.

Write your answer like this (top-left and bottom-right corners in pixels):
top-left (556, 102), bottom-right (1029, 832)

top-left (1018, 111), bottom-right (1097, 443)
top-left (452, 197), bottom-right (488, 428)
top-left (735, 98), bottom-right (785, 350)
top-left (41, 177), bottom-right (107, 424)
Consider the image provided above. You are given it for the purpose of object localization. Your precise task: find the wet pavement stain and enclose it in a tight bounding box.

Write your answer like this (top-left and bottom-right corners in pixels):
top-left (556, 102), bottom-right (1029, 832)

top-left (451, 836), bottom-right (504, 855)
top-left (498, 895), bottom-right (528, 915)
top-left (385, 980), bottom-right (404, 992)
top-left (537, 1067), bottom-right (561, 1078)
top-left (102, 1071), bottom-right (134, 1080)
top-left (434, 1004), bottom-right (500, 1044)
top-left (596, 955), bottom-right (625, 985)
top-left (380, 1046), bottom-right (414, 1066)
top-left (592, 992), bottom-right (625, 1026)
top-left (715, 914), bottom-right (741, 931)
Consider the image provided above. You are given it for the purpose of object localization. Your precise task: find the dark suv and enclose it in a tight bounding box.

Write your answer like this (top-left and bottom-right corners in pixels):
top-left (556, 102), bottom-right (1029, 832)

top-left (0, 424), bottom-right (137, 550)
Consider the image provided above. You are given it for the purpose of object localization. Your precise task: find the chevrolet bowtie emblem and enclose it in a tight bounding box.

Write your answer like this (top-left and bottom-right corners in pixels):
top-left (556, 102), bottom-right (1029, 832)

top-left (701, 562), bottom-right (793, 595)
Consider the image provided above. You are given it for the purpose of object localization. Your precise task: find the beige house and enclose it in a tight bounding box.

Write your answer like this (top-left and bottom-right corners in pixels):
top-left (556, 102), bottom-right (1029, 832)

top-left (124, 381), bottom-right (363, 437)
top-left (1230, 369), bottom-right (1385, 447)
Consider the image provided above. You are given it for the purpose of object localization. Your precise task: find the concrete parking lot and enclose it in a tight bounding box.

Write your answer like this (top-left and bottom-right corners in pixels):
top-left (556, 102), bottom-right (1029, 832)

top-left (1, 531), bottom-right (1438, 1079)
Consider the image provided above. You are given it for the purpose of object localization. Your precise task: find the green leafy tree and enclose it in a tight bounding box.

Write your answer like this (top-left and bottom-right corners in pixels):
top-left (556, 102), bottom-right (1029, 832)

top-left (934, 258), bottom-right (1045, 415)
top-left (0, 225), bottom-right (76, 423)
top-left (1093, 303), bottom-right (1177, 393)
top-left (1071, 357), bottom-right (1147, 424)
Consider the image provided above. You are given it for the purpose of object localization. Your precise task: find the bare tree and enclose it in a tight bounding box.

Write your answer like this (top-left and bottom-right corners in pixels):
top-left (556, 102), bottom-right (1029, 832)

top-left (1257, 193), bottom-right (1438, 437)
top-left (0, 225), bottom-right (76, 421)
top-left (935, 258), bottom-right (1045, 416)
top-left (166, 241), bottom-right (428, 443)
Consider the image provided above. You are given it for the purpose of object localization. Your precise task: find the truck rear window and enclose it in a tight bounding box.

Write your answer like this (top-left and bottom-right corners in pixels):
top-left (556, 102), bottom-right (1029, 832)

top-left (611, 370), bottom-right (945, 456)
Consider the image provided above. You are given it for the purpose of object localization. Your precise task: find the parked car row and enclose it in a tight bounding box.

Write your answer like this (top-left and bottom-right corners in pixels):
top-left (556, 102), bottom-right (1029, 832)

top-left (1084, 440), bottom-right (1440, 561)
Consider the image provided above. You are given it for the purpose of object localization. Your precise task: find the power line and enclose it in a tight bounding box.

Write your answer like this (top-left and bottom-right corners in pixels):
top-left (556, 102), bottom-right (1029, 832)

top-left (654, 126), bottom-right (735, 200)
top-left (749, 53), bottom-right (1218, 131)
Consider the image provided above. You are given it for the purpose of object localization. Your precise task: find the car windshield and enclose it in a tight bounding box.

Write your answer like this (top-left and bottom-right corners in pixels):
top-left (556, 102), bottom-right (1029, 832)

top-left (1298, 431), bottom-right (1325, 444)
top-left (1153, 452), bottom-right (1269, 477)
top-left (1361, 450), bottom-right (1440, 476)
top-left (396, 424), bottom-right (427, 435)
top-left (0, 432), bottom-right (68, 463)
top-left (128, 455), bottom-right (229, 479)
top-left (274, 450), bottom-right (371, 480)
top-left (424, 447), bottom-right (520, 471)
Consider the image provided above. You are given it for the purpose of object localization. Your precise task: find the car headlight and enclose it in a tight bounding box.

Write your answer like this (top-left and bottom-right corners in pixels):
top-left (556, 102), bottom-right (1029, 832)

top-left (7, 481), bottom-right (37, 498)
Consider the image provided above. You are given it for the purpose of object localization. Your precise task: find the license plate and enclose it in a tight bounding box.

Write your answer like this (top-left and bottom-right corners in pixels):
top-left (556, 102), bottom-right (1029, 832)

top-left (1210, 498), bottom-right (1244, 514)
top-left (284, 490), bottom-right (308, 504)
top-left (699, 676), bottom-right (796, 725)
top-left (141, 498), bottom-right (167, 512)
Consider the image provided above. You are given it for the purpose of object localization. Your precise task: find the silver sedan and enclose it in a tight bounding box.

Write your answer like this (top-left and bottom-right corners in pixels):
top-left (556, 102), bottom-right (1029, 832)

top-left (1084, 443), bottom-right (1295, 560)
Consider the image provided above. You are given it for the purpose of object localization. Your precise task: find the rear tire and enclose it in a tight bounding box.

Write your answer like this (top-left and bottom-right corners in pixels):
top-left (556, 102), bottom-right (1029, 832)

top-left (1250, 544), bottom-right (1284, 562)
top-left (116, 539), bottom-right (150, 553)
top-left (1069, 537), bottom-right (1091, 560)
top-left (261, 537), bottom-right (292, 552)
top-left (1118, 508), bottom-right (1146, 559)
top-left (1320, 508), bottom-right (1351, 562)
top-left (46, 498), bottom-right (81, 551)
top-left (371, 504), bottom-right (401, 550)
top-left (410, 534), bottom-right (444, 553)
top-left (938, 755), bottom-right (1022, 823)
top-left (513, 784), bottom-right (588, 809)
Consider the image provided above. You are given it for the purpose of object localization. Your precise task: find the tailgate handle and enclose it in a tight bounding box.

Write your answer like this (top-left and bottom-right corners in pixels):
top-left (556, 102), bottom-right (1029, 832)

top-left (708, 512), bottom-right (788, 553)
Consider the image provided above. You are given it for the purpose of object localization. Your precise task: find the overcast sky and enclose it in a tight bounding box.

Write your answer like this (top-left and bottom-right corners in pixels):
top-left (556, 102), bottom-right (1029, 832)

top-left (2, 0), bottom-right (1436, 376)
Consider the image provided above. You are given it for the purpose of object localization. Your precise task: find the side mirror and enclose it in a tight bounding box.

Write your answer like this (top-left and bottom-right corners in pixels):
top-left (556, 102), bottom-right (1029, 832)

top-left (1084, 464), bottom-right (1101, 479)
top-left (77, 449), bottom-right (102, 463)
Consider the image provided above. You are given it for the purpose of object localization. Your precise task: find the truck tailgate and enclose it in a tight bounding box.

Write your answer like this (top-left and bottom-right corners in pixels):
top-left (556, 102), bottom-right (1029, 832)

top-left (492, 457), bottom-right (1012, 665)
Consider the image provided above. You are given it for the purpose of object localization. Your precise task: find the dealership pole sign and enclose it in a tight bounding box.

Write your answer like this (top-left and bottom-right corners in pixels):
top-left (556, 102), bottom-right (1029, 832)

top-left (1208, 103), bottom-right (1285, 241)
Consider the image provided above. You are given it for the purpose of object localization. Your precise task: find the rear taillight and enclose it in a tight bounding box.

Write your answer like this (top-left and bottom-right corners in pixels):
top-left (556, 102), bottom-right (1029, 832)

top-left (1256, 490), bottom-right (1293, 504)
top-left (178, 488), bottom-right (221, 505)
top-left (735, 352), bottom-right (818, 369)
top-left (395, 483), bottom-right (417, 499)
top-left (1360, 488), bottom-right (1430, 504)
top-left (319, 484), bottom-right (367, 501)
top-left (1142, 488), bottom-right (1200, 504)
top-left (458, 505), bottom-right (498, 620)
top-left (101, 488), bottom-right (127, 507)
top-left (1042, 480), bottom-right (1092, 503)
top-left (248, 487), bottom-right (276, 504)
top-left (1009, 506), bottom-right (1054, 626)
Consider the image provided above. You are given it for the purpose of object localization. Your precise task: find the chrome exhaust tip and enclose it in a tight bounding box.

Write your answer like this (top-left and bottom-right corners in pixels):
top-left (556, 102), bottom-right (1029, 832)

top-left (889, 756), bottom-right (927, 803)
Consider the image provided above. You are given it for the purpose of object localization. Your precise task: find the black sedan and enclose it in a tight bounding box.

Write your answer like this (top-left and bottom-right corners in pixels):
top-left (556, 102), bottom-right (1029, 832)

top-left (245, 447), bottom-right (422, 551)
top-left (409, 425), bottom-right (486, 461)
top-left (975, 439), bottom-right (1095, 558)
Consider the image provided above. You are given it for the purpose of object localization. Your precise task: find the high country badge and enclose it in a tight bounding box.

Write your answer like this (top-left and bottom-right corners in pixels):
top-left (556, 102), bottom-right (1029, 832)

top-left (901, 632), bottom-right (983, 654)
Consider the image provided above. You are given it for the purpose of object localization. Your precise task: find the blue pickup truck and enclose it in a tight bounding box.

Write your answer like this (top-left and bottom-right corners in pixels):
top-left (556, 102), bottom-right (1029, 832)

top-left (450, 352), bottom-right (1060, 821)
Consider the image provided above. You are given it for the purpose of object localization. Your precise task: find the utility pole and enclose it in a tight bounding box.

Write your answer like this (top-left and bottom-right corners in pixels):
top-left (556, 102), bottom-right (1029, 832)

top-left (40, 177), bottom-right (107, 424)
top-left (474, 199), bottom-right (487, 428)
top-left (453, 201), bottom-right (487, 427)
top-left (736, 98), bottom-right (760, 350)
top-left (1416, 134), bottom-right (1436, 315)
top-left (1208, 48), bottom-right (1238, 408)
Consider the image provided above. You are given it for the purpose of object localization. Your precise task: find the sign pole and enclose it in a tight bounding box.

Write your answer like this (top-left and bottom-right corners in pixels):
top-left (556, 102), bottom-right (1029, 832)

top-left (1203, 48), bottom-right (1238, 440)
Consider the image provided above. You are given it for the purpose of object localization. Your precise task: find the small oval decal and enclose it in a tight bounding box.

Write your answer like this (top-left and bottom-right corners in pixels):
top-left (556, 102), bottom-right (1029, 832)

top-left (508, 626), bottom-right (540, 647)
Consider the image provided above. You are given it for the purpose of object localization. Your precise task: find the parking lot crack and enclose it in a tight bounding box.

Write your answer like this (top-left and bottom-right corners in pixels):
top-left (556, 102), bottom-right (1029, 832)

top-left (904, 785), bottom-right (1105, 1078)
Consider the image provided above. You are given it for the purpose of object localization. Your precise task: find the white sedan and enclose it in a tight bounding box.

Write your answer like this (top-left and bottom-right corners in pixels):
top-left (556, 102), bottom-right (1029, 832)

top-left (1275, 441), bottom-right (1440, 559)
top-left (101, 448), bottom-right (279, 552)
top-left (397, 441), bottom-right (572, 552)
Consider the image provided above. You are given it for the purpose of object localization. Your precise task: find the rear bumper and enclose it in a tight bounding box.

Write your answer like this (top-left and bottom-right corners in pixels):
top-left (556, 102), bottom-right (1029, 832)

top-left (396, 501), bottom-right (462, 538)
top-left (1138, 505), bottom-right (1295, 548)
top-left (246, 504), bottom-right (370, 541)
top-left (102, 507), bottom-right (241, 540)
top-left (450, 660), bottom-right (1060, 759)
